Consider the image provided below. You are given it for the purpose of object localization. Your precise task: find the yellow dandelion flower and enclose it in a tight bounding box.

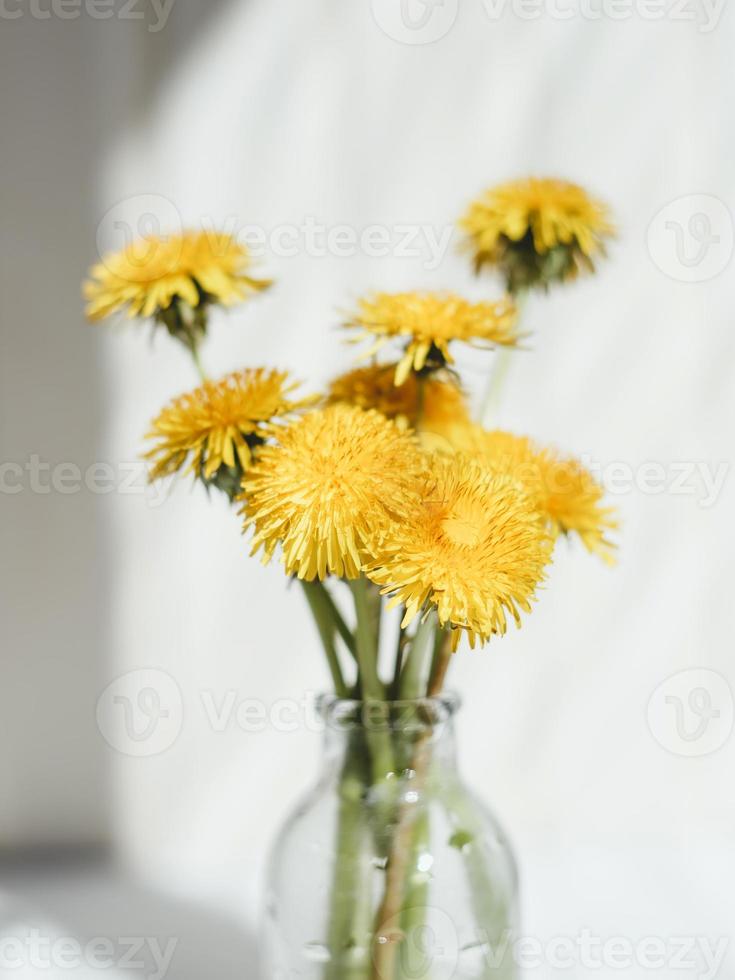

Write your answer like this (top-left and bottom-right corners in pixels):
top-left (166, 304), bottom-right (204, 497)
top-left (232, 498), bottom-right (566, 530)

top-left (466, 428), bottom-right (618, 563)
top-left (344, 291), bottom-right (519, 386)
top-left (326, 362), bottom-right (472, 449)
top-left (241, 404), bottom-right (425, 581)
top-left (460, 178), bottom-right (614, 292)
top-left (366, 454), bottom-right (551, 649)
top-left (145, 368), bottom-right (309, 497)
top-left (84, 230), bottom-right (271, 349)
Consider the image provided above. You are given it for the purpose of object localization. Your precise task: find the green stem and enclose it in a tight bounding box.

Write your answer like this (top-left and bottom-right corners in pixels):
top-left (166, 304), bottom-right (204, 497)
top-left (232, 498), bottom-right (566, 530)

top-left (442, 789), bottom-right (518, 979)
top-left (478, 288), bottom-right (527, 427)
top-left (367, 585), bottom-right (382, 663)
top-left (397, 809), bottom-right (431, 980)
top-left (301, 580), bottom-right (349, 698)
top-left (191, 343), bottom-right (209, 382)
top-left (391, 633), bottom-right (449, 976)
top-left (479, 347), bottom-right (513, 427)
top-left (391, 635), bottom-right (407, 702)
top-left (320, 581), bottom-right (359, 663)
top-left (325, 740), bottom-right (372, 980)
top-left (398, 612), bottom-right (438, 701)
top-left (348, 577), bottom-right (395, 782)
top-left (348, 577), bottom-right (385, 700)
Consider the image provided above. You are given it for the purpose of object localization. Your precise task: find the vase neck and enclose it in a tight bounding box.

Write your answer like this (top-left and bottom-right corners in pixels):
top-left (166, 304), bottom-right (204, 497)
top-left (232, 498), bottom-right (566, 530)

top-left (319, 695), bottom-right (460, 779)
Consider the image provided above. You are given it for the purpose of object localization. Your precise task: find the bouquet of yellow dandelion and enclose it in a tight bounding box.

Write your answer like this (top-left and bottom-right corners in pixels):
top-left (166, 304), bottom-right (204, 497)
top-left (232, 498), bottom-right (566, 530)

top-left (85, 181), bottom-right (617, 980)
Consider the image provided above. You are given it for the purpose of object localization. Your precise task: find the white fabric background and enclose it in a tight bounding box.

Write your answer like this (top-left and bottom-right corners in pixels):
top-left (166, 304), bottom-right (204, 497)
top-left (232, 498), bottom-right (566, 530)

top-left (2, 0), bottom-right (734, 975)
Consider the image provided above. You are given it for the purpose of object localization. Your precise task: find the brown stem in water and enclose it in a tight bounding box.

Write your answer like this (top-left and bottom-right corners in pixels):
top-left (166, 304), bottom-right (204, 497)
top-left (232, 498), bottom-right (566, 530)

top-left (370, 628), bottom-right (453, 980)
top-left (427, 629), bottom-right (453, 698)
top-left (371, 735), bottom-right (432, 980)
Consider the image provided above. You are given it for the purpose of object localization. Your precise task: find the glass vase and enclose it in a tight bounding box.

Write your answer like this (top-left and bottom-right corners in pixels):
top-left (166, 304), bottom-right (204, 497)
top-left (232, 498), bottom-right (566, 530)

top-left (264, 695), bottom-right (519, 980)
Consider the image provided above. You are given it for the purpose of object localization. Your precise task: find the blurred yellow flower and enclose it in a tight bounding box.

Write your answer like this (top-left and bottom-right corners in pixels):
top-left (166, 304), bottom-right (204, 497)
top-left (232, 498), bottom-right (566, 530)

top-left (145, 368), bottom-right (309, 496)
top-left (366, 454), bottom-right (551, 649)
top-left (465, 427), bottom-right (618, 563)
top-left (460, 178), bottom-right (614, 292)
top-left (242, 404), bottom-right (425, 581)
top-left (326, 362), bottom-right (471, 449)
top-left (84, 230), bottom-right (271, 349)
top-left (344, 291), bottom-right (519, 385)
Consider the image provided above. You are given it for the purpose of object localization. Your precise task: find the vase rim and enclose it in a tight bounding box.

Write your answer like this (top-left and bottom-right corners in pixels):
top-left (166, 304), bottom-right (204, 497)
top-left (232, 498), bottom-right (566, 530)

top-left (316, 692), bottom-right (461, 732)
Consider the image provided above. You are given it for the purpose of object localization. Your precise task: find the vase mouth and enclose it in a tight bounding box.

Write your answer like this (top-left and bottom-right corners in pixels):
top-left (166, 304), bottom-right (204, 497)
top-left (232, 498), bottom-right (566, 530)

top-left (316, 692), bottom-right (461, 733)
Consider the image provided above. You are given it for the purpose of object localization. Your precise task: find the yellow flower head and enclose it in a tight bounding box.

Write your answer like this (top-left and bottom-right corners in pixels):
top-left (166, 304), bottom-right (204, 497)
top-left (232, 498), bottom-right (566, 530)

top-left (466, 428), bottom-right (618, 563)
top-left (344, 291), bottom-right (519, 385)
top-left (84, 230), bottom-right (271, 349)
top-left (459, 178), bottom-right (614, 292)
top-left (145, 368), bottom-right (309, 498)
top-left (327, 362), bottom-right (472, 450)
top-left (366, 454), bottom-right (551, 649)
top-left (242, 404), bottom-right (425, 581)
